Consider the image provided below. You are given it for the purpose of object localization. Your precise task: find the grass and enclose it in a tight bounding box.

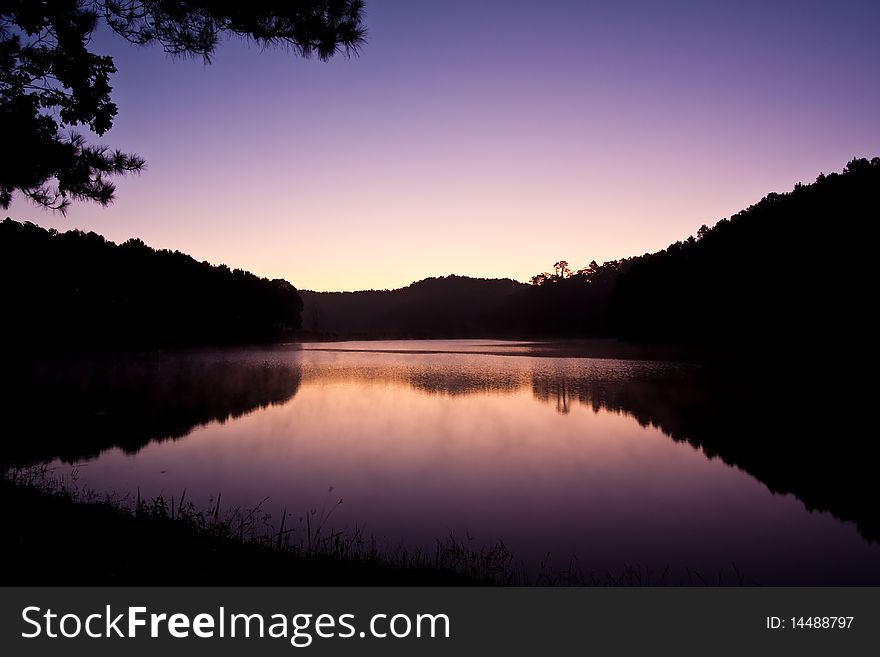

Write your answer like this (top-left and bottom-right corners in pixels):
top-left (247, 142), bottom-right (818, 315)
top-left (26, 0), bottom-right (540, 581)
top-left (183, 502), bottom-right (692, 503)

top-left (2, 467), bottom-right (751, 586)
top-left (1, 466), bottom-right (518, 585)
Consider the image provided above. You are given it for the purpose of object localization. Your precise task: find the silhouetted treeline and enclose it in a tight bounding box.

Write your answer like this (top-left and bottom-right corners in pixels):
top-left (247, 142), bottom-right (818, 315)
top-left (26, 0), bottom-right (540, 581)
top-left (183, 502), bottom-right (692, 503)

top-left (6, 158), bottom-right (875, 349)
top-left (609, 158), bottom-right (878, 345)
top-left (508, 157), bottom-right (879, 348)
top-left (303, 158), bottom-right (878, 347)
top-left (491, 258), bottom-right (630, 338)
top-left (0, 219), bottom-right (302, 349)
top-left (301, 275), bottom-right (526, 338)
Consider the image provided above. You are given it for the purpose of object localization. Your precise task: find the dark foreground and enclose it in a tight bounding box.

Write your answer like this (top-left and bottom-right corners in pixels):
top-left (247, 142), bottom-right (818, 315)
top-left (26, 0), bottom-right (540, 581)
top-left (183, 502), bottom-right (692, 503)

top-left (1, 479), bottom-right (485, 586)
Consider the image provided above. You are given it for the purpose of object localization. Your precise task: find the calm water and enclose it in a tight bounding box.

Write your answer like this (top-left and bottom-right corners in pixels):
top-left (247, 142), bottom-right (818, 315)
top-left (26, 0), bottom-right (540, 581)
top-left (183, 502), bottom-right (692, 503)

top-left (21, 340), bottom-right (880, 584)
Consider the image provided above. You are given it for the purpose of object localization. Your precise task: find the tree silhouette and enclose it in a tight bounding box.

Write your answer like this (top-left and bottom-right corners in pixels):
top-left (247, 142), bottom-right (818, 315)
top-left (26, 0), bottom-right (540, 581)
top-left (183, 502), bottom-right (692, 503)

top-left (553, 260), bottom-right (570, 280)
top-left (575, 260), bottom-right (599, 277)
top-left (0, 0), bottom-right (366, 212)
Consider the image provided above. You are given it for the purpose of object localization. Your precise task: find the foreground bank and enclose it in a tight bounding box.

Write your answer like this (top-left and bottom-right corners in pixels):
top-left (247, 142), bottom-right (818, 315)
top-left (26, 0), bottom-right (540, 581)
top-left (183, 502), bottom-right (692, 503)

top-left (1, 476), bottom-right (500, 586)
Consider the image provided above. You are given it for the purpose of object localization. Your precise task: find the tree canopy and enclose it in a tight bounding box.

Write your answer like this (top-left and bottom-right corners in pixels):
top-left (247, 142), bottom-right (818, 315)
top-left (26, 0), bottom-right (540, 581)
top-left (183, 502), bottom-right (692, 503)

top-left (0, 218), bottom-right (304, 348)
top-left (515, 157), bottom-right (879, 345)
top-left (0, 0), bottom-right (366, 212)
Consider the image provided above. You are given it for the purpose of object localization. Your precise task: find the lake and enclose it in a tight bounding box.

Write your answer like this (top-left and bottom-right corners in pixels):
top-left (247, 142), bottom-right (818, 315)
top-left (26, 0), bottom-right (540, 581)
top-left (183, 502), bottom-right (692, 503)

top-left (9, 340), bottom-right (880, 584)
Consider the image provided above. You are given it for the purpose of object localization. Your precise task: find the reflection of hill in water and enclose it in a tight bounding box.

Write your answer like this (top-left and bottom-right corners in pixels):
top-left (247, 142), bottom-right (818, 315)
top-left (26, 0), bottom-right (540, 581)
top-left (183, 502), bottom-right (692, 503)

top-left (2, 351), bottom-right (302, 465)
top-left (299, 362), bottom-right (529, 396)
top-left (532, 370), bottom-right (877, 543)
top-left (303, 359), bottom-right (877, 542)
top-left (4, 350), bottom-right (875, 542)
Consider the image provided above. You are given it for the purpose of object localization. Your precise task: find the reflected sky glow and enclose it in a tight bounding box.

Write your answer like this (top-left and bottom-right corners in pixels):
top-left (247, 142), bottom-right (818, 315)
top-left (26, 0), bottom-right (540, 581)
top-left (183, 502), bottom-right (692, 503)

top-left (45, 344), bottom-right (880, 584)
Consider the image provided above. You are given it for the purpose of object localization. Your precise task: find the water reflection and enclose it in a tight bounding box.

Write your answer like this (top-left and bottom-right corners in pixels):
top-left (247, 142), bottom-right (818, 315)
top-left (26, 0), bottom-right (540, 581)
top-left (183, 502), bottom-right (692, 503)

top-left (2, 349), bottom-right (302, 464)
top-left (5, 341), bottom-right (879, 583)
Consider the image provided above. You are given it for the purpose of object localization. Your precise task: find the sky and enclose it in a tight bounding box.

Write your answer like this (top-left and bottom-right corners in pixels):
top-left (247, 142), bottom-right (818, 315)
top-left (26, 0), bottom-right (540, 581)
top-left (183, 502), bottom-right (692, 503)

top-left (6, 0), bottom-right (880, 291)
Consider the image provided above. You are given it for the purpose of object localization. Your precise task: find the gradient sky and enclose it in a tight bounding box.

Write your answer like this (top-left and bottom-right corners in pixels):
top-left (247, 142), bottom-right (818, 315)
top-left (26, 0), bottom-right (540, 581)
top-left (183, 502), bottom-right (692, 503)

top-left (7, 0), bottom-right (880, 291)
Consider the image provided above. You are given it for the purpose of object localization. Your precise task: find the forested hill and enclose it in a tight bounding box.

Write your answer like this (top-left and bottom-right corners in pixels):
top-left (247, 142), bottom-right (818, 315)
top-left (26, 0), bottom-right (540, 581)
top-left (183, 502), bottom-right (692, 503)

top-left (301, 276), bottom-right (527, 338)
top-left (304, 158), bottom-right (878, 344)
top-left (609, 157), bottom-right (878, 344)
top-left (4, 158), bottom-right (874, 349)
top-left (504, 157), bottom-right (879, 348)
top-left (0, 219), bottom-right (302, 349)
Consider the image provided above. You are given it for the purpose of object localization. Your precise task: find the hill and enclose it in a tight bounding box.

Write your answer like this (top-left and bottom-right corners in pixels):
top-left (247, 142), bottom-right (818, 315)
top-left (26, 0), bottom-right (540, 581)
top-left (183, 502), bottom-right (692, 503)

top-left (0, 219), bottom-right (303, 349)
top-left (303, 158), bottom-right (878, 345)
top-left (5, 158), bottom-right (875, 348)
top-left (506, 157), bottom-right (878, 348)
top-left (301, 275), bottom-right (527, 338)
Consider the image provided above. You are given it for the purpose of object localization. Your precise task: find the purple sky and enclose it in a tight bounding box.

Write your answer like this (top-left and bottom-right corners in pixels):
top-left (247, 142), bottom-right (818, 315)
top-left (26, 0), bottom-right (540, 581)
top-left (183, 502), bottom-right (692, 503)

top-left (7, 0), bottom-right (880, 291)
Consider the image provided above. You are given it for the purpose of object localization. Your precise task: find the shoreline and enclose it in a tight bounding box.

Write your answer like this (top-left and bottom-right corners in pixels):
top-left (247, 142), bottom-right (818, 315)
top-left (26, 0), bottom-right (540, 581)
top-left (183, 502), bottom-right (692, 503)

top-left (1, 476), bottom-right (499, 586)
